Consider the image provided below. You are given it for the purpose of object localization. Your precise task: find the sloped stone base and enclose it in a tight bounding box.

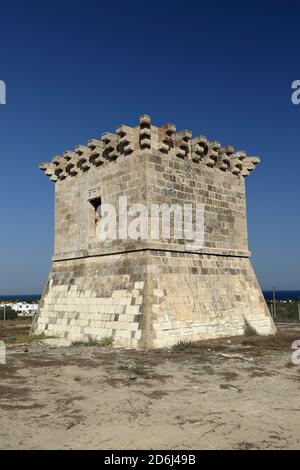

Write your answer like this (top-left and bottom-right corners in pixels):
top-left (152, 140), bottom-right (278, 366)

top-left (33, 250), bottom-right (276, 349)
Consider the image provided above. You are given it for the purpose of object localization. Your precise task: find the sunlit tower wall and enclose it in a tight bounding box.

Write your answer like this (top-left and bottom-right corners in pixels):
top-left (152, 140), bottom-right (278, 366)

top-left (33, 115), bottom-right (276, 348)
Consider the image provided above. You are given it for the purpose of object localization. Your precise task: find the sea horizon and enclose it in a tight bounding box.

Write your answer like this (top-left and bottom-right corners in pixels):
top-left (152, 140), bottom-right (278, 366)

top-left (1, 290), bottom-right (299, 302)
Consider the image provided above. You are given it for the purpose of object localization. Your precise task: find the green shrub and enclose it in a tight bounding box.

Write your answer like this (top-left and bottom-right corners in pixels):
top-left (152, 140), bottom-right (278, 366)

top-left (0, 306), bottom-right (18, 320)
top-left (267, 300), bottom-right (299, 322)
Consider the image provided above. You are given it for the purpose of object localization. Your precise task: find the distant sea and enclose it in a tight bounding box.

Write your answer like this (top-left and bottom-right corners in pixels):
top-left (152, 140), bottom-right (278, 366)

top-left (0, 295), bottom-right (41, 302)
top-left (1, 291), bottom-right (300, 302)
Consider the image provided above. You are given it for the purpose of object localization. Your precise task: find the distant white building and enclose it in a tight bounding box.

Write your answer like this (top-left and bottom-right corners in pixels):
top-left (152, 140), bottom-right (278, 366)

top-left (11, 303), bottom-right (38, 317)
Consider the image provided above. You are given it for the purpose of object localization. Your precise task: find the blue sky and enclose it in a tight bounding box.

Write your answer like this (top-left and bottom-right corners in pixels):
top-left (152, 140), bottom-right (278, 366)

top-left (0, 0), bottom-right (299, 293)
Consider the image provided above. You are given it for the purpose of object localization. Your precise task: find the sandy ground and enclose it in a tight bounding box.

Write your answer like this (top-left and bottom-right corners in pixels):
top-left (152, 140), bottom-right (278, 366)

top-left (0, 323), bottom-right (300, 450)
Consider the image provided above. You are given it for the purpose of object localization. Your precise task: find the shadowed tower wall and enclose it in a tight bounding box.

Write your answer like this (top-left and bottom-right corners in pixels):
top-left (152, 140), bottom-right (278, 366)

top-left (33, 115), bottom-right (276, 348)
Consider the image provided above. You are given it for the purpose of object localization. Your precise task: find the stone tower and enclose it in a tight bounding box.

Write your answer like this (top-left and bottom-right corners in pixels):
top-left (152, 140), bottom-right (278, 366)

top-left (33, 115), bottom-right (275, 348)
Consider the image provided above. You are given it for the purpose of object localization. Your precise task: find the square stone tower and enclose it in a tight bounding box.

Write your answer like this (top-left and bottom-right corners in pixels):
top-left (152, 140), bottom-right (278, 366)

top-left (33, 115), bottom-right (275, 348)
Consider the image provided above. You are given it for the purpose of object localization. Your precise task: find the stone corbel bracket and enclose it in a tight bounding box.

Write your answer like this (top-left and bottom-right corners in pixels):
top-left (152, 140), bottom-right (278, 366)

top-left (241, 156), bottom-right (261, 177)
top-left (87, 139), bottom-right (105, 166)
top-left (40, 115), bottom-right (261, 181)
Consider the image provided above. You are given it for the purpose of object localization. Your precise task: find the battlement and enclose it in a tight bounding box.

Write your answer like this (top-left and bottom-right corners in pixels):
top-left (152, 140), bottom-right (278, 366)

top-left (40, 115), bottom-right (260, 181)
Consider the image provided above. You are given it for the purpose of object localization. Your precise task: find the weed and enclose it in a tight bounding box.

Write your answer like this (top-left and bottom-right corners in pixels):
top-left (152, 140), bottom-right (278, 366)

top-left (133, 356), bottom-right (147, 375)
top-left (4, 332), bottom-right (56, 345)
top-left (118, 360), bottom-right (129, 370)
top-left (71, 340), bottom-right (87, 347)
top-left (71, 336), bottom-right (114, 347)
top-left (134, 356), bottom-right (146, 366)
top-left (242, 333), bottom-right (295, 351)
top-left (97, 336), bottom-right (114, 347)
top-left (16, 333), bottom-right (47, 344)
top-left (172, 340), bottom-right (195, 351)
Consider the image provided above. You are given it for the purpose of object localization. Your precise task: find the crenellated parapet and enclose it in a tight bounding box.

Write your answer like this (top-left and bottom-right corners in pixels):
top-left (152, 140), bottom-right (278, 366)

top-left (40, 115), bottom-right (261, 181)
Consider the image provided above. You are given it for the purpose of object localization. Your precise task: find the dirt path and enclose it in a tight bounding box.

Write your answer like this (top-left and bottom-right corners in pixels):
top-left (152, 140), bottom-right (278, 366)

top-left (1, 324), bottom-right (300, 449)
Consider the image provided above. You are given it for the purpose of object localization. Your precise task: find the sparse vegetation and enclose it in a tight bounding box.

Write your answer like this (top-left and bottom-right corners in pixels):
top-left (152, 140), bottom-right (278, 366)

top-left (71, 339), bottom-right (95, 347)
top-left (0, 325), bottom-right (56, 344)
top-left (0, 323), bottom-right (299, 449)
top-left (133, 356), bottom-right (147, 375)
top-left (71, 336), bottom-right (114, 347)
top-left (118, 360), bottom-right (129, 370)
top-left (242, 331), bottom-right (297, 351)
top-left (15, 333), bottom-right (47, 344)
top-left (97, 336), bottom-right (114, 347)
top-left (117, 357), bottom-right (147, 374)
top-left (172, 339), bottom-right (195, 351)
top-left (267, 300), bottom-right (299, 322)
top-left (0, 318), bottom-right (32, 342)
top-left (134, 356), bottom-right (146, 365)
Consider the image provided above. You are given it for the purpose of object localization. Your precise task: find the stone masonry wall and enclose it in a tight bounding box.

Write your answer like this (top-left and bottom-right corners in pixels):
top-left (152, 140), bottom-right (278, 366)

top-left (34, 252), bottom-right (148, 349)
top-left (34, 116), bottom-right (276, 348)
top-left (52, 149), bottom-right (249, 261)
top-left (143, 251), bottom-right (275, 348)
top-left (34, 250), bottom-right (275, 348)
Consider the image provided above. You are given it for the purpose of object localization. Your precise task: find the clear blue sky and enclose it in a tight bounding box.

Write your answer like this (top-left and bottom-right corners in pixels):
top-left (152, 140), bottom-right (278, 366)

top-left (0, 0), bottom-right (299, 294)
